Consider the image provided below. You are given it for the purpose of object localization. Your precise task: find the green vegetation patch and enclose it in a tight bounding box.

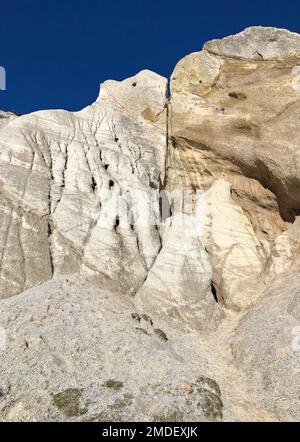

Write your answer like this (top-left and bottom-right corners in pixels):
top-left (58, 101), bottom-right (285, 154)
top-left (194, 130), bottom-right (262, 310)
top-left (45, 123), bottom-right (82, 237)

top-left (103, 379), bottom-right (124, 391)
top-left (52, 388), bottom-right (87, 417)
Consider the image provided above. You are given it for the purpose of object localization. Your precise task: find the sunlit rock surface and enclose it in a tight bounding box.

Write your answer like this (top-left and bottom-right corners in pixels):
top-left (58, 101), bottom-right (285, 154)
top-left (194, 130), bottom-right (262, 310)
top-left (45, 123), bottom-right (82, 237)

top-left (0, 71), bottom-right (167, 297)
top-left (0, 27), bottom-right (299, 422)
top-left (170, 26), bottom-right (300, 222)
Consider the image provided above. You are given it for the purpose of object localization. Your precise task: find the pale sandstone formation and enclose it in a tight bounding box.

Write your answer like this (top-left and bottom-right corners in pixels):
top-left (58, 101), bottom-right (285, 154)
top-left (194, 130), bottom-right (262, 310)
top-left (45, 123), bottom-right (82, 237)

top-left (0, 27), bottom-right (300, 422)
top-left (135, 177), bottom-right (267, 322)
top-left (0, 70), bottom-right (167, 297)
top-left (170, 26), bottom-right (300, 222)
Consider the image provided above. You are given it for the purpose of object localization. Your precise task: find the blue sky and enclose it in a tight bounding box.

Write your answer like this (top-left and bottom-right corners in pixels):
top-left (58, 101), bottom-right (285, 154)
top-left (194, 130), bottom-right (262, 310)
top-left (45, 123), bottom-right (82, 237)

top-left (1, 0), bottom-right (299, 114)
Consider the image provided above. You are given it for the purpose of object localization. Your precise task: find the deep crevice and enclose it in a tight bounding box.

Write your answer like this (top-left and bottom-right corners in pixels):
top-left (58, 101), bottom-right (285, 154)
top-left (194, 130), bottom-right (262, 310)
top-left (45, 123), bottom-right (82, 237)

top-left (211, 282), bottom-right (218, 303)
top-left (114, 216), bottom-right (120, 232)
top-left (91, 176), bottom-right (97, 191)
top-left (47, 222), bottom-right (54, 275)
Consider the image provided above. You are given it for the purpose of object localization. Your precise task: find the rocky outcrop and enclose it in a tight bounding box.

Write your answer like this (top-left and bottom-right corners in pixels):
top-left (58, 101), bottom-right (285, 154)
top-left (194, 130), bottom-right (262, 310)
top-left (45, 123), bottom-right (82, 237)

top-left (170, 26), bottom-right (300, 222)
top-left (0, 27), bottom-right (300, 422)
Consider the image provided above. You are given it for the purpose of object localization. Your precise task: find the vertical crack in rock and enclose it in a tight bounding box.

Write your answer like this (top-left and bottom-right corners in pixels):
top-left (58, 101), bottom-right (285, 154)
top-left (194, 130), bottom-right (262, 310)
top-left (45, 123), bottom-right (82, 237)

top-left (47, 222), bottom-right (54, 276)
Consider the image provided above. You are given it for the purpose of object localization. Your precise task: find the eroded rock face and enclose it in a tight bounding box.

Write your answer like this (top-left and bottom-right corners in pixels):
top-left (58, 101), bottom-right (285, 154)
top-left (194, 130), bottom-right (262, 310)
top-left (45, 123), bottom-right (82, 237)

top-left (170, 26), bottom-right (300, 221)
top-left (0, 26), bottom-right (300, 422)
top-left (0, 70), bottom-right (167, 297)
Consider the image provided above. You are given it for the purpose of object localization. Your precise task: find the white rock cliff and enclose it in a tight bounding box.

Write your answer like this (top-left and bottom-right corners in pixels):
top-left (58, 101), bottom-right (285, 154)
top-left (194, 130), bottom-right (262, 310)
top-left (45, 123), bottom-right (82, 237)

top-left (0, 27), bottom-right (299, 422)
